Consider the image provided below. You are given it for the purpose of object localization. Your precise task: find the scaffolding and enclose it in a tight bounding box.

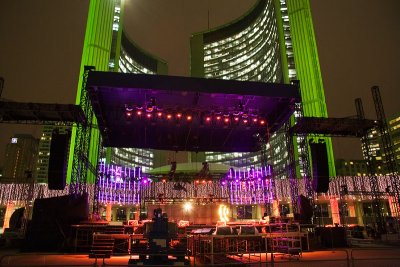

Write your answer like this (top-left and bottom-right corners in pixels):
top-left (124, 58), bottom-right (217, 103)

top-left (371, 86), bottom-right (400, 217)
top-left (69, 66), bottom-right (104, 216)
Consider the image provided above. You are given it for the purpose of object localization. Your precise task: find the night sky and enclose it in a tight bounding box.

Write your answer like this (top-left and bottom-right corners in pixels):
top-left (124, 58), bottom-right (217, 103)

top-left (0, 0), bottom-right (399, 168)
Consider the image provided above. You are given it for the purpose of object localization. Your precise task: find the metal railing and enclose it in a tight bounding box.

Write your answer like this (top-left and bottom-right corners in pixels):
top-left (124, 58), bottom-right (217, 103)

top-left (1, 248), bottom-right (400, 266)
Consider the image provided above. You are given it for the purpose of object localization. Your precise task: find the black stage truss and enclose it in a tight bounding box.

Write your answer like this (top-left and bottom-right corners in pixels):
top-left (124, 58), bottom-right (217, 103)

top-left (86, 72), bottom-right (300, 152)
top-left (0, 101), bottom-right (86, 125)
top-left (289, 102), bottom-right (399, 233)
top-left (289, 117), bottom-right (377, 137)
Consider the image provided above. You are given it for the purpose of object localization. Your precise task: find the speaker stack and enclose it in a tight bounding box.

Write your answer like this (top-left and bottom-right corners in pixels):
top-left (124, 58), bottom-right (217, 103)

top-left (48, 130), bottom-right (70, 190)
top-left (309, 140), bottom-right (330, 193)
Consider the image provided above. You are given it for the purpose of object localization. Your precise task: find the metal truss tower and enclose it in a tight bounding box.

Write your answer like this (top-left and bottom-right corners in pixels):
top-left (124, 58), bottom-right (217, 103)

top-left (371, 86), bottom-right (400, 216)
top-left (355, 97), bottom-right (385, 233)
top-left (286, 81), bottom-right (313, 214)
top-left (70, 66), bottom-right (97, 195)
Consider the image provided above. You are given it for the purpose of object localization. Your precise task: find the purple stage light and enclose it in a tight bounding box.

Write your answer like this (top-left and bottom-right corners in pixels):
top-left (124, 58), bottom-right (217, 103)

top-left (97, 163), bottom-right (142, 204)
top-left (224, 165), bottom-right (273, 205)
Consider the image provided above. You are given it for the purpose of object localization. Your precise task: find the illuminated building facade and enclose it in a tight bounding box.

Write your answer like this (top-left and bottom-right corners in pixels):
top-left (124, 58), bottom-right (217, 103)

top-left (35, 125), bottom-right (70, 184)
top-left (68, 0), bottom-right (167, 182)
top-left (335, 159), bottom-right (368, 177)
top-left (67, 0), bottom-right (117, 184)
top-left (388, 114), bottom-right (400, 171)
top-left (361, 128), bottom-right (384, 175)
top-left (335, 114), bottom-right (400, 177)
top-left (109, 30), bottom-right (167, 172)
top-left (3, 134), bottom-right (38, 182)
top-left (104, 2), bottom-right (168, 172)
top-left (359, 114), bottom-right (400, 175)
top-left (190, 0), bottom-right (335, 178)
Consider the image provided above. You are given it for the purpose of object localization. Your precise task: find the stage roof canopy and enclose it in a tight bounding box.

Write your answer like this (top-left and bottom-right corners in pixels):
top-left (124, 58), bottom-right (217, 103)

top-left (0, 101), bottom-right (86, 125)
top-left (290, 117), bottom-right (377, 137)
top-left (87, 72), bottom-right (300, 152)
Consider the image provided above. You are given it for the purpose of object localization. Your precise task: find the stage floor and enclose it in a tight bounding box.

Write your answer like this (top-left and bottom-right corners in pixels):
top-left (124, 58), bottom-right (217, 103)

top-left (1, 248), bottom-right (400, 266)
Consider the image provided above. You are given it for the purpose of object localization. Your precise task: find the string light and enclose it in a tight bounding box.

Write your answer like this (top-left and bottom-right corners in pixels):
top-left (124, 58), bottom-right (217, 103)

top-left (0, 174), bottom-right (396, 208)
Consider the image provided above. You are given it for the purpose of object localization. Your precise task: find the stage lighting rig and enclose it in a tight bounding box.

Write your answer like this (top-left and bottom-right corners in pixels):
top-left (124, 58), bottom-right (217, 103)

top-left (146, 97), bottom-right (156, 112)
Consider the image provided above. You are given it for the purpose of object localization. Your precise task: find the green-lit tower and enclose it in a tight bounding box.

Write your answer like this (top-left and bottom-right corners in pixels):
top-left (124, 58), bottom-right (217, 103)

top-left (190, 0), bottom-right (336, 178)
top-left (67, 0), bottom-right (118, 187)
top-left (67, 0), bottom-right (168, 188)
top-left (283, 0), bottom-right (335, 178)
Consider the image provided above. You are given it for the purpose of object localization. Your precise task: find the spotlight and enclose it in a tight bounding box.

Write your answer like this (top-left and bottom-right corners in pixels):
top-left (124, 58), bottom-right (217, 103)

top-left (176, 113), bottom-right (182, 119)
top-left (260, 119), bottom-right (266, 125)
top-left (218, 204), bottom-right (230, 222)
top-left (183, 202), bottom-right (192, 212)
top-left (186, 115), bottom-right (192, 121)
top-left (146, 105), bottom-right (154, 112)
top-left (146, 97), bottom-right (156, 112)
top-left (252, 117), bottom-right (258, 123)
top-left (224, 117), bottom-right (230, 123)
top-left (136, 110), bottom-right (142, 116)
top-left (125, 105), bottom-right (133, 117)
top-left (157, 112), bottom-right (163, 118)
top-left (166, 114), bottom-right (172, 120)
top-left (146, 113), bottom-right (152, 118)
top-left (243, 119), bottom-right (248, 124)
top-left (205, 116), bottom-right (211, 122)
top-left (216, 115), bottom-right (221, 121)
top-left (234, 117), bottom-right (240, 122)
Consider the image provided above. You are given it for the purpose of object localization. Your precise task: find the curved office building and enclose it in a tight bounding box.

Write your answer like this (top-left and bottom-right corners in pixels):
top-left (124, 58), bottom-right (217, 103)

top-left (191, 0), bottom-right (281, 82)
top-left (191, 0), bottom-right (335, 178)
top-left (119, 31), bottom-right (167, 75)
top-left (191, 0), bottom-right (282, 169)
top-left (108, 21), bottom-right (167, 172)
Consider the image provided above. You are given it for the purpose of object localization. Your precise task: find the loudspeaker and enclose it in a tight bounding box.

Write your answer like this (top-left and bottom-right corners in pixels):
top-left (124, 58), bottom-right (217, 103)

top-left (48, 131), bottom-right (70, 190)
top-left (24, 194), bottom-right (89, 251)
top-left (298, 195), bottom-right (313, 223)
top-left (310, 141), bottom-right (329, 193)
